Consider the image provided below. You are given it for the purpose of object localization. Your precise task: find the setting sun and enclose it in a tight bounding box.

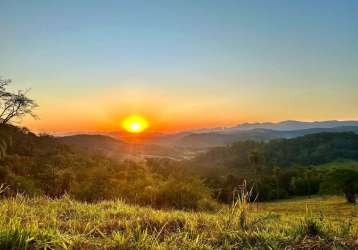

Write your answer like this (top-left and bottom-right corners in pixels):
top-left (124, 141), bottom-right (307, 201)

top-left (122, 115), bottom-right (149, 133)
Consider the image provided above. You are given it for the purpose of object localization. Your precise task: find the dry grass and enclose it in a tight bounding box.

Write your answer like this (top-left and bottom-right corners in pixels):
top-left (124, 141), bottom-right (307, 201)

top-left (0, 195), bottom-right (357, 249)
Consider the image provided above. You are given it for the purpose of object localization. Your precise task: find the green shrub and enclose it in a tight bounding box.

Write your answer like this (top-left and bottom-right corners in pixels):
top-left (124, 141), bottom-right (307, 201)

top-left (156, 176), bottom-right (217, 211)
top-left (0, 229), bottom-right (34, 250)
top-left (295, 209), bottom-right (326, 239)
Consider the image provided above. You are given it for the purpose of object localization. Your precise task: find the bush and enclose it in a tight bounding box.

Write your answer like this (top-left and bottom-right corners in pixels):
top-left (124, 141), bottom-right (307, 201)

top-left (156, 176), bottom-right (217, 211)
top-left (320, 168), bottom-right (358, 203)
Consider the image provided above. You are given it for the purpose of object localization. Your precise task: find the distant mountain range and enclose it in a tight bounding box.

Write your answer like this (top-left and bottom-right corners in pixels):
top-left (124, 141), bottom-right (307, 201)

top-left (123, 120), bottom-right (358, 147)
top-left (58, 120), bottom-right (358, 153)
top-left (170, 126), bottom-right (358, 148)
top-left (188, 120), bottom-right (358, 133)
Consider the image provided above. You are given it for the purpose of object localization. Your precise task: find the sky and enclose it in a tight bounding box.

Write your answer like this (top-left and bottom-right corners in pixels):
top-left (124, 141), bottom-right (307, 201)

top-left (1, 0), bottom-right (357, 133)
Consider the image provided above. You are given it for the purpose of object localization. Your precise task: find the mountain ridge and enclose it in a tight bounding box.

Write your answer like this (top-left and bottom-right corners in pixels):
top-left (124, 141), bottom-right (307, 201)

top-left (57, 124), bottom-right (358, 155)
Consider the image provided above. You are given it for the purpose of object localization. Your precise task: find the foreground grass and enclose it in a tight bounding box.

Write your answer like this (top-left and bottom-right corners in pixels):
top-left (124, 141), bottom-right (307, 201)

top-left (0, 196), bottom-right (357, 249)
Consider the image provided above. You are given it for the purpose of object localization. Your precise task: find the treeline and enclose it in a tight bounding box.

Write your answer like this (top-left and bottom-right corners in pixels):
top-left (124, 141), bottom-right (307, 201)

top-left (149, 157), bottom-right (358, 204)
top-left (264, 132), bottom-right (358, 166)
top-left (192, 132), bottom-right (358, 169)
top-left (0, 124), bottom-right (357, 210)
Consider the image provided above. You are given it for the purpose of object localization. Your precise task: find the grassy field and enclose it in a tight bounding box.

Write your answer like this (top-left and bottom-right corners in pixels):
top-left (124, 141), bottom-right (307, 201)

top-left (0, 195), bottom-right (357, 249)
top-left (315, 160), bottom-right (358, 170)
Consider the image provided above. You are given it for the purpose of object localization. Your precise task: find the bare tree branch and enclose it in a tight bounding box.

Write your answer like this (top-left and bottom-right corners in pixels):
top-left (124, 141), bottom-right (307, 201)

top-left (0, 77), bottom-right (38, 124)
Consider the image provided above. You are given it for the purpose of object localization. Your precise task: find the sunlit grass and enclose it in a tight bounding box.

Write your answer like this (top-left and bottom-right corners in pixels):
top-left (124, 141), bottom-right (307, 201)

top-left (0, 195), bottom-right (356, 249)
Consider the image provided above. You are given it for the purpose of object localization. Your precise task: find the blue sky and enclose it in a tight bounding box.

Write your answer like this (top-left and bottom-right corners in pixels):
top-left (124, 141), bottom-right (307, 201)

top-left (1, 0), bottom-right (357, 132)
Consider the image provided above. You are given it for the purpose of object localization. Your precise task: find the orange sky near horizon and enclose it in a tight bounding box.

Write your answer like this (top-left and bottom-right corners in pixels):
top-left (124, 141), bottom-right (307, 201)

top-left (21, 91), bottom-right (358, 135)
top-left (17, 78), bottom-right (357, 134)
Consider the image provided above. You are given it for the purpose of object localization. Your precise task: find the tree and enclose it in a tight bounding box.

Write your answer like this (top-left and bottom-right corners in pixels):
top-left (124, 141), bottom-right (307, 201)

top-left (273, 166), bottom-right (281, 199)
top-left (248, 150), bottom-right (261, 166)
top-left (0, 77), bottom-right (37, 124)
top-left (0, 133), bottom-right (12, 159)
top-left (322, 169), bottom-right (358, 203)
top-left (248, 149), bottom-right (264, 189)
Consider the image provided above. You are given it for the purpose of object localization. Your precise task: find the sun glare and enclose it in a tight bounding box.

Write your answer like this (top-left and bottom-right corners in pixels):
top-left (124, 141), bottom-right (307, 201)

top-left (122, 115), bottom-right (149, 133)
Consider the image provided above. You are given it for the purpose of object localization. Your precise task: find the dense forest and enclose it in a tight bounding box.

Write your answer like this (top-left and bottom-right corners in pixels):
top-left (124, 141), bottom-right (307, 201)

top-left (190, 132), bottom-right (358, 202)
top-left (0, 124), bottom-right (357, 211)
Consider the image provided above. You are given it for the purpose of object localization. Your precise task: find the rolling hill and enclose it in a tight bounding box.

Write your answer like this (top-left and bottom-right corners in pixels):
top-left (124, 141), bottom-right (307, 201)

top-left (57, 121), bottom-right (358, 151)
top-left (168, 126), bottom-right (358, 148)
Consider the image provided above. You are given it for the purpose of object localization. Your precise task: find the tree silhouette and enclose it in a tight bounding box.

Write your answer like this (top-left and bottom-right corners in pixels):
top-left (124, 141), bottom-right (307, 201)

top-left (0, 77), bottom-right (37, 124)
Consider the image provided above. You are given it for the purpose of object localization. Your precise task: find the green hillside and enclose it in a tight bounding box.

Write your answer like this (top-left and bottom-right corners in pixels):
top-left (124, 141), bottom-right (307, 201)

top-left (192, 132), bottom-right (358, 169)
top-left (315, 160), bottom-right (358, 170)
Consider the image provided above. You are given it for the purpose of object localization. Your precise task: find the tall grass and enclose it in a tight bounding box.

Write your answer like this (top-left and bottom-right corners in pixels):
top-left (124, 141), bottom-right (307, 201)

top-left (0, 228), bottom-right (33, 250)
top-left (0, 194), bottom-right (356, 249)
top-left (226, 180), bottom-right (257, 230)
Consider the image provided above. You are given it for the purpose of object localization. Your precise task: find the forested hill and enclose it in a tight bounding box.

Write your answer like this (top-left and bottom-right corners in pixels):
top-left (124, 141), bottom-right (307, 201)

top-left (57, 134), bottom-right (128, 159)
top-left (264, 132), bottom-right (358, 166)
top-left (0, 124), bottom-right (71, 158)
top-left (192, 132), bottom-right (358, 169)
top-left (0, 124), bottom-right (217, 208)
